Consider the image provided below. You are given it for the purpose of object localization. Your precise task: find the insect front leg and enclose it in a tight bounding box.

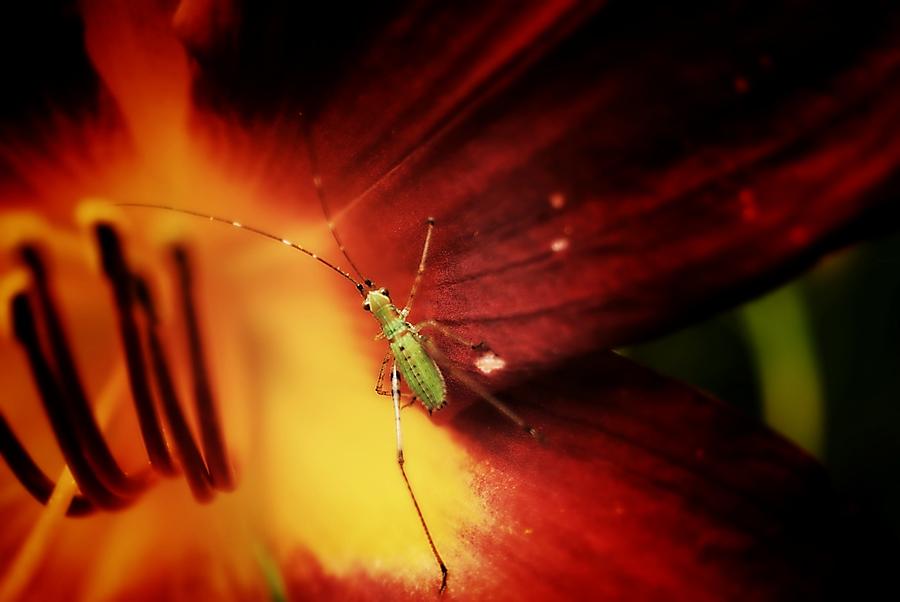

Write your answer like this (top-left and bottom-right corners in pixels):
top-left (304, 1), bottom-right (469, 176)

top-left (414, 320), bottom-right (490, 351)
top-left (400, 217), bottom-right (435, 319)
top-left (391, 364), bottom-right (448, 593)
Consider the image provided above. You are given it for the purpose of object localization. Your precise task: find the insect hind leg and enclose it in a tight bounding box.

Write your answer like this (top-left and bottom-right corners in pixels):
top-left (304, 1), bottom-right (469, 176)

top-left (414, 320), bottom-right (490, 351)
top-left (422, 339), bottom-right (542, 441)
top-left (391, 364), bottom-right (448, 593)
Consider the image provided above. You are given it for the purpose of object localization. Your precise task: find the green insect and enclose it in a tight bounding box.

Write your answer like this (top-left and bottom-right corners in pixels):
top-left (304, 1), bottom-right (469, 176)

top-left (121, 167), bottom-right (539, 593)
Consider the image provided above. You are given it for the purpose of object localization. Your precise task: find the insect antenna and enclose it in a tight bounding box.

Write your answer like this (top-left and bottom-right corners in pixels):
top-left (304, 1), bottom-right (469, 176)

top-left (117, 203), bottom-right (366, 294)
top-left (300, 116), bottom-right (372, 287)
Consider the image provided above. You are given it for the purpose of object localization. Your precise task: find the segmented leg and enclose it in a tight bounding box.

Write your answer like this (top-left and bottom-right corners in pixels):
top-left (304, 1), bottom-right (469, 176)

top-left (377, 355), bottom-right (417, 408)
top-left (422, 339), bottom-right (542, 440)
top-left (391, 364), bottom-right (448, 593)
top-left (414, 320), bottom-right (489, 351)
top-left (375, 353), bottom-right (391, 395)
top-left (401, 218), bottom-right (435, 319)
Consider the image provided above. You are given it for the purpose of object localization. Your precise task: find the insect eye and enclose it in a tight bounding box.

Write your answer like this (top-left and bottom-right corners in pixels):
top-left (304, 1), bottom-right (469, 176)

top-left (362, 301), bottom-right (371, 312)
top-left (381, 288), bottom-right (390, 298)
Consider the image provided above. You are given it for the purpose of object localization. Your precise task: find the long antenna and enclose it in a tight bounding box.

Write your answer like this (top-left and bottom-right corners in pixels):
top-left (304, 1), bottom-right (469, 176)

top-left (117, 203), bottom-right (365, 293)
top-left (300, 115), bottom-right (370, 285)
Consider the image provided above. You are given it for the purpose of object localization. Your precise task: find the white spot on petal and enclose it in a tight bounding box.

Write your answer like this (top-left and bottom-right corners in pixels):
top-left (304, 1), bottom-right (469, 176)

top-left (551, 237), bottom-right (569, 253)
top-left (282, 239), bottom-right (292, 246)
top-left (549, 192), bottom-right (566, 210)
top-left (232, 221), bottom-right (242, 228)
top-left (476, 352), bottom-right (506, 374)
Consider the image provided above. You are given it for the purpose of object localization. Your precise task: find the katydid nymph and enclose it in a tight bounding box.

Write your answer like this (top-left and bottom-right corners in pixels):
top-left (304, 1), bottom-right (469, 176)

top-left (120, 175), bottom-right (540, 593)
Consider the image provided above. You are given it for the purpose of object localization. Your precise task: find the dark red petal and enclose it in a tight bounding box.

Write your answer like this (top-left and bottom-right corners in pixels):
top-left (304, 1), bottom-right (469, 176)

top-left (278, 352), bottom-right (880, 600)
top-left (438, 352), bottom-right (843, 600)
top-left (338, 4), bottom-right (900, 377)
top-left (185, 2), bottom-right (900, 378)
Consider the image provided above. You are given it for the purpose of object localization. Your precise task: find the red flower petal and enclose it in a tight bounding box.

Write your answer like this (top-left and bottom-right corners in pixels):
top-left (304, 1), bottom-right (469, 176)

top-left (264, 351), bottom-right (871, 600)
top-left (0, 3), bottom-right (892, 600)
top-left (183, 2), bottom-right (900, 378)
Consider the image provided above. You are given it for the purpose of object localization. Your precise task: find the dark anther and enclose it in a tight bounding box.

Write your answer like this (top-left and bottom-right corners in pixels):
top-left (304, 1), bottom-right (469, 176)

top-left (4, 227), bottom-right (235, 516)
top-left (172, 247), bottom-right (233, 491)
top-left (19, 245), bottom-right (150, 499)
top-left (11, 293), bottom-right (130, 510)
top-left (18, 246), bottom-right (45, 279)
top-left (134, 275), bottom-right (214, 503)
top-left (132, 278), bottom-right (156, 323)
top-left (427, 217), bottom-right (436, 226)
top-left (0, 413), bottom-right (94, 517)
top-left (364, 279), bottom-right (374, 288)
top-left (95, 224), bottom-right (176, 475)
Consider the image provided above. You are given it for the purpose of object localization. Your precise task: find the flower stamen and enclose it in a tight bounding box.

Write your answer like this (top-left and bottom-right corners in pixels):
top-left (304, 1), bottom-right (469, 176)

top-left (0, 413), bottom-right (93, 517)
top-left (172, 247), bottom-right (233, 491)
top-left (19, 245), bottom-right (152, 499)
top-left (134, 275), bottom-right (215, 503)
top-left (95, 225), bottom-right (177, 475)
top-left (1, 223), bottom-right (235, 516)
top-left (10, 292), bottom-right (132, 510)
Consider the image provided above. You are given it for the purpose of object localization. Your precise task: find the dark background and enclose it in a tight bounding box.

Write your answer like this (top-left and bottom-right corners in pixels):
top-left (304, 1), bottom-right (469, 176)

top-left (627, 229), bottom-right (900, 540)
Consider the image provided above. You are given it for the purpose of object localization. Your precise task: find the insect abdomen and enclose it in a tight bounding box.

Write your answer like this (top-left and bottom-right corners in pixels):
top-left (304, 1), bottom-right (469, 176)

top-left (390, 333), bottom-right (446, 412)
